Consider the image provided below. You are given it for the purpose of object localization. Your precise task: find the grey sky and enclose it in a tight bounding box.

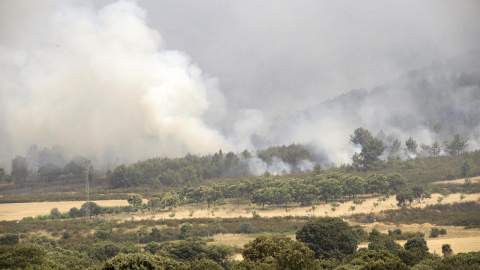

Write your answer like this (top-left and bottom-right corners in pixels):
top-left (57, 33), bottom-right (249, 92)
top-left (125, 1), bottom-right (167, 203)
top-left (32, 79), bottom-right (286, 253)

top-left (131, 0), bottom-right (480, 116)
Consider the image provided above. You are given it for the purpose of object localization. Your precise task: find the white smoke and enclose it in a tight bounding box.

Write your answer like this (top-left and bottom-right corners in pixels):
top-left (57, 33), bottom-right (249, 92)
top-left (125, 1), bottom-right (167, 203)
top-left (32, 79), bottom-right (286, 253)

top-left (0, 1), bottom-right (231, 162)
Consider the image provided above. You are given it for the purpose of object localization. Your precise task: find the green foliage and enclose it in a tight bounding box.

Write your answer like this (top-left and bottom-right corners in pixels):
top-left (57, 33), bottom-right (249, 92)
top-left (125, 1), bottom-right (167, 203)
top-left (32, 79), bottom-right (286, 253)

top-left (156, 237), bottom-right (233, 266)
top-left (161, 191), bottom-right (180, 210)
top-left (11, 155), bottom-right (28, 181)
top-left (405, 136), bottom-right (418, 154)
top-left (296, 217), bottom-right (357, 260)
top-left (404, 237), bottom-right (428, 252)
top-left (127, 194), bottom-right (143, 207)
top-left (0, 244), bottom-right (46, 269)
top-left (0, 234), bottom-right (19, 245)
top-left (180, 223), bottom-right (193, 238)
top-left (442, 244), bottom-right (453, 255)
top-left (102, 253), bottom-right (187, 270)
top-left (345, 250), bottom-right (409, 270)
top-left (367, 229), bottom-right (403, 254)
top-left (241, 235), bottom-right (316, 270)
top-left (350, 128), bottom-right (386, 170)
top-left (95, 222), bottom-right (113, 241)
top-left (445, 134), bottom-right (468, 155)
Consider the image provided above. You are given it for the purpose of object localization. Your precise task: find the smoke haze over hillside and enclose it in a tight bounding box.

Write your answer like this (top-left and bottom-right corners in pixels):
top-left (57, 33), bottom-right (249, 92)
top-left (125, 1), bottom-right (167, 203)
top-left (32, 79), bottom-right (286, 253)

top-left (1, 0), bottom-right (479, 168)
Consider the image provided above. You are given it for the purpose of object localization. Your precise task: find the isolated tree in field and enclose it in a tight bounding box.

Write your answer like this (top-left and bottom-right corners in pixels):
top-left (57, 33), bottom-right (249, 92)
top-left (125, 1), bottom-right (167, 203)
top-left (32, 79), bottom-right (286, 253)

top-left (161, 191), bottom-right (180, 210)
top-left (147, 197), bottom-right (162, 211)
top-left (350, 128), bottom-right (386, 170)
top-left (442, 244), bottom-right (453, 256)
top-left (429, 141), bottom-right (442, 157)
top-left (11, 156), bottom-right (28, 181)
top-left (296, 217), bottom-right (357, 260)
top-left (445, 134), bottom-right (468, 155)
top-left (405, 137), bottom-right (418, 154)
top-left (127, 194), bottom-right (143, 208)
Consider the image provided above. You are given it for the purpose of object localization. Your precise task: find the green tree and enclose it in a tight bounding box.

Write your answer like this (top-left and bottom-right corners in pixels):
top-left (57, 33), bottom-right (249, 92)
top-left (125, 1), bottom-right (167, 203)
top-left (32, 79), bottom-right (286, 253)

top-left (367, 229), bottom-right (403, 254)
top-left (161, 191), bottom-right (180, 210)
top-left (127, 194), bottom-right (143, 208)
top-left (460, 160), bottom-right (472, 178)
top-left (404, 237), bottom-right (428, 252)
top-left (0, 244), bottom-right (46, 269)
top-left (445, 134), bottom-right (468, 155)
top-left (345, 250), bottom-right (409, 270)
top-left (95, 223), bottom-right (113, 241)
top-left (429, 141), bottom-right (442, 157)
top-left (38, 162), bottom-right (63, 181)
top-left (316, 177), bottom-right (342, 203)
top-left (102, 253), bottom-right (187, 270)
top-left (0, 234), bottom-right (19, 245)
top-left (189, 259), bottom-right (223, 270)
top-left (442, 244), bottom-right (453, 256)
top-left (296, 217), bottom-right (357, 260)
top-left (63, 159), bottom-right (85, 178)
top-left (365, 173), bottom-right (388, 197)
top-left (350, 128), bottom-right (386, 170)
top-left (109, 164), bottom-right (140, 188)
top-left (341, 175), bottom-right (364, 199)
top-left (0, 167), bottom-right (5, 182)
top-left (241, 235), bottom-right (316, 270)
top-left (147, 197), bottom-right (162, 212)
top-left (386, 173), bottom-right (407, 193)
top-left (180, 223), bottom-right (193, 239)
top-left (405, 136), bottom-right (418, 154)
top-left (81, 201), bottom-right (102, 216)
top-left (11, 156), bottom-right (28, 181)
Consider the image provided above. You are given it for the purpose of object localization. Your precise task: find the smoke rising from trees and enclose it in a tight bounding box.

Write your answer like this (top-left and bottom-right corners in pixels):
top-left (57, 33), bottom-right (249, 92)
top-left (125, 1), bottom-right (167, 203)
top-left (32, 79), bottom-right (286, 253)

top-left (1, 0), bottom-right (479, 169)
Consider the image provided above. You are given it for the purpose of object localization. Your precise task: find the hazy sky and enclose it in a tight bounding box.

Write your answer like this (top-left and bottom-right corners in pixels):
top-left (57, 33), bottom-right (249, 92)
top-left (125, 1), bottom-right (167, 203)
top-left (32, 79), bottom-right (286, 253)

top-left (0, 0), bottom-right (479, 166)
top-left (131, 0), bottom-right (480, 115)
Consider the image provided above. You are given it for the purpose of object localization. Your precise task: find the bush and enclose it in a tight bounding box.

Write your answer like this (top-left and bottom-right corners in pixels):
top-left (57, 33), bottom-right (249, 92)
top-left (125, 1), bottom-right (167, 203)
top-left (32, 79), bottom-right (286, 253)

top-left (0, 234), bottom-right (19, 245)
top-left (429, 227), bottom-right (440, 238)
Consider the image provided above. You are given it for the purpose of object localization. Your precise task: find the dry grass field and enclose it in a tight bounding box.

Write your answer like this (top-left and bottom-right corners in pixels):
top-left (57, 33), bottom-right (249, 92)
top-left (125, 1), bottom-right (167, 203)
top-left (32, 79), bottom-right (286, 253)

top-left (1, 193), bottom-right (479, 255)
top-left (357, 223), bottom-right (480, 254)
top-left (433, 175), bottom-right (480, 185)
top-left (0, 193), bottom-right (479, 222)
top-left (0, 200), bottom-right (130, 221)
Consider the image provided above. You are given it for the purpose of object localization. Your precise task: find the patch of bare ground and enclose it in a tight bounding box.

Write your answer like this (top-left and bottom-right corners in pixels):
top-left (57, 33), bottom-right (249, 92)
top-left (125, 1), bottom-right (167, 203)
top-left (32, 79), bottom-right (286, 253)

top-left (433, 175), bottom-right (480, 185)
top-left (356, 222), bottom-right (480, 254)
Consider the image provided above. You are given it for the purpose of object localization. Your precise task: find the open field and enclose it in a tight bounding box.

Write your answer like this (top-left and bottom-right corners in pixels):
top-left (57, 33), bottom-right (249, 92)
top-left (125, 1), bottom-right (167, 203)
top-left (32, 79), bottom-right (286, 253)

top-left (1, 193), bottom-right (479, 222)
top-left (433, 175), bottom-right (480, 185)
top-left (0, 200), bottom-right (130, 221)
top-left (357, 223), bottom-right (480, 254)
top-left (89, 192), bottom-right (480, 222)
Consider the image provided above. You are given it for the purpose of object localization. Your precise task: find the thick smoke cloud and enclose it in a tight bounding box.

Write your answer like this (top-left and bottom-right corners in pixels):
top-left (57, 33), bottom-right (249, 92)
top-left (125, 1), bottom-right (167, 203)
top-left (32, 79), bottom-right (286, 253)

top-left (1, 0), bottom-right (479, 171)
top-left (0, 1), bottom-right (235, 165)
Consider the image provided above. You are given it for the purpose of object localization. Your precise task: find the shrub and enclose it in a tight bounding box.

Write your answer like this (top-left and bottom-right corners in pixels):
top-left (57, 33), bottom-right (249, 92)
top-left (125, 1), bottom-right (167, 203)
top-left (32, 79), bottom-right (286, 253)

top-left (429, 227), bottom-right (440, 238)
top-left (0, 234), bottom-right (19, 245)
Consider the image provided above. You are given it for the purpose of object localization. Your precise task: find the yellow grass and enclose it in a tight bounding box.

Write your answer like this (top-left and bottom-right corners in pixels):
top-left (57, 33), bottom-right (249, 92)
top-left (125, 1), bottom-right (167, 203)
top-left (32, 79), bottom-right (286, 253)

top-left (433, 175), bottom-right (480, 185)
top-left (1, 193), bottom-right (479, 222)
top-left (340, 223), bottom-right (480, 254)
top-left (0, 200), bottom-right (129, 221)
